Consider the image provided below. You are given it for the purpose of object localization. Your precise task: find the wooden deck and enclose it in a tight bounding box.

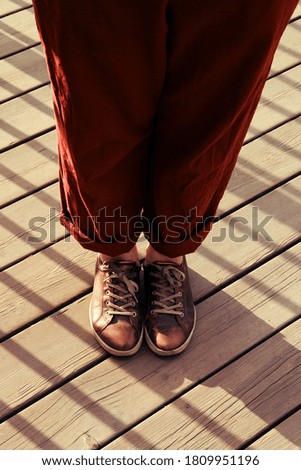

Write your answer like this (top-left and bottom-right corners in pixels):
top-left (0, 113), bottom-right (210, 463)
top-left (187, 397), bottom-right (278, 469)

top-left (0, 2), bottom-right (301, 451)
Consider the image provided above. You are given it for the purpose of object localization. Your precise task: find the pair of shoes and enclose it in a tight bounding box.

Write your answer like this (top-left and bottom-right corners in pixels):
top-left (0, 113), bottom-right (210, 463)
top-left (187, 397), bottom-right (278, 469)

top-left (89, 254), bottom-right (196, 357)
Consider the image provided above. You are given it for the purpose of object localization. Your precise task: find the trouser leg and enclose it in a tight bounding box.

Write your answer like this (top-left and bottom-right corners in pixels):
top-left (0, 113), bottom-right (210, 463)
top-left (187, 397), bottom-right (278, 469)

top-left (144, 0), bottom-right (299, 257)
top-left (32, 0), bottom-right (169, 255)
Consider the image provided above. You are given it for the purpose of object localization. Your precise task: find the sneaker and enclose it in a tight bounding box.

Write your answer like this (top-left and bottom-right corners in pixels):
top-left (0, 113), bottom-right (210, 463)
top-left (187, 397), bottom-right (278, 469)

top-left (144, 256), bottom-right (196, 356)
top-left (89, 255), bottom-right (143, 356)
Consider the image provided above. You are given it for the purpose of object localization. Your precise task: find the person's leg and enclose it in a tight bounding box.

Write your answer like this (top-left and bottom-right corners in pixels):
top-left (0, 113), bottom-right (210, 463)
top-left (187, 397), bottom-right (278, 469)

top-left (145, 0), bottom-right (299, 257)
top-left (143, 0), bottom-right (299, 355)
top-left (32, 0), bottom-right (170, 355)
top-left (32, 0), bottom-right (169, 257)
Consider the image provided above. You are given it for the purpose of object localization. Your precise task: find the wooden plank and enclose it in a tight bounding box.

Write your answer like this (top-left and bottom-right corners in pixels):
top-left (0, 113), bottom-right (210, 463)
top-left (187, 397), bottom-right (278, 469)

top-left (2, 116), bottom-right (300, 267)
top-left (188, 176), bottom-right (301, 299)
top-left (103, 321), bottom-right (301, 450)
top-left (0, 296), bottom-right (301, 449)
top-left (0, 8), bottom-right (39, 58)
top-left (1, 177), bottom-right (300, 338)
top-left (0, 293), bottom-right (106, 419)
top-left (217, 116), bottom-right (301, 214)
top-left (1, 243), bottom-right (300, 423)
top-left (247, 411), bottom-right (301, 450)
top-left (0, 44), bottom-right (48, 103)
top-left (1, 48), bottom-right (301, 153)
top-left (0, 85), bottom-right (54, 151)
top-left (0, 1), bottom-right (300, 54)
top-left (1, 71), bottom-right (300, 206)
top-left (0, 236), bottom-right (95, 339)
top-left (293, 1), bottom-right (301, 17)
top-left (0, 2), bottom-right (299, 57)
top-left (0, 130), bottom-right (57, 208)
top-left (0, 183), bottom-right (64, 270)
top-left (246, 64), bottom-right (301, 141)
top-left (270, 18), bottom-right (301, 76)
top-left (1, 18), bottom-right (300, 103)
top-left (0, 0), bottom-right (31, 18)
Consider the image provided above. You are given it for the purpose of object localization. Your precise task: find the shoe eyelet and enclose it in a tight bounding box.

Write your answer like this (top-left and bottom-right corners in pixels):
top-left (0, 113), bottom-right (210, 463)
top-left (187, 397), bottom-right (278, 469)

top-left (106, 290), bottom-right (110, 295)
top-left (150, 310), bottom-right (154, 315)
top-left (180, 313), bottom-right (185, 318)
top-left (105, 300), bottom-right (110, 306)
top-left (178, 291), bottom-right (183, 297)
top-left (132, 312), bottom-right (137, 317)
top-left (178, 282), bottom-right (182, 287)
top-left (179, 302), bottom-right (183, 307)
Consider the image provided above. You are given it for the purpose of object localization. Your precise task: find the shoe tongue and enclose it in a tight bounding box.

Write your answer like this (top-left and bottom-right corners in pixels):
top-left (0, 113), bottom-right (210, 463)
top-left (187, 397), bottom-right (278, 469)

top-left (153, 261), bottom-right (180, 268)
top-left (103, 259), bottom-right (137, 273)
top-left (115, 260), bottom-right (138, 273)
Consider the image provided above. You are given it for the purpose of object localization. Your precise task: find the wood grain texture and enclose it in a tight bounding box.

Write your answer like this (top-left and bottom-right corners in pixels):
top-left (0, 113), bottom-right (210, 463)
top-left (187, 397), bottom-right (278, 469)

top-left (188, 176), bottom-right (301, 299)
top-left (269, 19), bottom-right (301, 76)
top-left (1, 243), bottom-right (300, 423)
top-left (1, 295), bottom-right (300, 449)
top-left (1, 177), bottom-right (300, 337)
top-left (0, 8), bottom-right (38, 58)
top-left (0, 44), bottom-right (48, 102)
top-left (1, 242), bottom-right (300, 422)
top-left (0, 130), bottom-right (57, 208)
top-left (1, 3), bottom-right (301, 453)
top-left (0, 85), bottom-right (54, 151)
top-left (1, 17), bottom-right (300, 102)
top-left (247, 411), bottom-right (301, 450)
top-left (1, 183), bottom-right (63, 269)
top-left (0, 104), bottom-right (299, 208)
top-left (104, 321), bottom-right (301, 450)
top-left (0, 0), bottom-right (31, 18)
top-left (293, 1), bottom-right (301, 17)
top-left (217, 116), bottom-right (301, 214)
top-left (0, 294), bottom-right (106, 419)
top-left (1, 36), bottom-right (301, 151)
top-left (2, 115), bottom-right (300, 267)
top-left (246, 64), bottom-right (301, 141)
top-left (0, 236), bottom-right (95, 338)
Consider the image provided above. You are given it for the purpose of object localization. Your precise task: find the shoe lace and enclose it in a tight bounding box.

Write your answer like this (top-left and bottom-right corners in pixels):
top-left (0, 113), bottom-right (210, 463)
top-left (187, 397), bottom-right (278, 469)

top-left (149, 264), bottom-right (185, 316)
top-left (101, 261), bottom-right (139, 317)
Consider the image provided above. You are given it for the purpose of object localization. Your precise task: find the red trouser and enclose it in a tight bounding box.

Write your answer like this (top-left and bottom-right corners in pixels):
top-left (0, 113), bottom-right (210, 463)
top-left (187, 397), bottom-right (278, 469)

top-left (32, 0), bottom-right (298, 256)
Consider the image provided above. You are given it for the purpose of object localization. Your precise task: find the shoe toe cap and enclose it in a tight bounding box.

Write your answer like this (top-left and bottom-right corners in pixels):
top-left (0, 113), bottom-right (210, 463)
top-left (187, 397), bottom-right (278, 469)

top-left (96, 320), bottom-right (141, 353)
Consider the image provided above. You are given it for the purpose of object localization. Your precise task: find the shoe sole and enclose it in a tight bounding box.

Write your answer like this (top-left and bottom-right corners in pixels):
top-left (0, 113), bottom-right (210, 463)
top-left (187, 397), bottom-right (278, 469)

top-left (144, 306), bottom-right (197, 357)
top-left (89, 300), bottom-right (144, 357)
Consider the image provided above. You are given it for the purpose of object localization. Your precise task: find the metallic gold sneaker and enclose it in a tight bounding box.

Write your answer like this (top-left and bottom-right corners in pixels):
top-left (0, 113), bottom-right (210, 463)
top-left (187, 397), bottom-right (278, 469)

top-left (144, 256), bottom-right (196, 356)
top-left (89, 255), bottom-right (143, 356)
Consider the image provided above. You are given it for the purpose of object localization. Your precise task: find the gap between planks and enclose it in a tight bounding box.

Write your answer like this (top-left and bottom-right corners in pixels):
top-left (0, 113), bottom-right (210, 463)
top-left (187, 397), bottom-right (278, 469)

top-left (1, 243), bottom-right (301, 420)
top-left (1, 59), bottom-right (301, 207)
top-left (101, 321), bottom-right (301, 450)
top-left (2, 115), bottom-right (301, 270)
top-left (1, 175), bottom-right (301, 339)
top-left (1, 3), bottom-right (300, 56)
top-left (1, 18), bottom-right (301, 103)
top-left (246, 410), bottom-right (301, 450)
top-left (1, 62), bottom-right (301, 154)
top-left (0, 0), bottom-right (32, 18)
top-left (0, 243), bottom-right (300, 448)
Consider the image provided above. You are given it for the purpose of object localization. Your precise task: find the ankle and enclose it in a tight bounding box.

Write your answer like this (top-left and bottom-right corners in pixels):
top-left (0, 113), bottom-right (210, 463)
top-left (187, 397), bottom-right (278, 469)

top-left (145, 244), bottom-right (183, 265)
top-left (100, 245), bottom-right (139, 264)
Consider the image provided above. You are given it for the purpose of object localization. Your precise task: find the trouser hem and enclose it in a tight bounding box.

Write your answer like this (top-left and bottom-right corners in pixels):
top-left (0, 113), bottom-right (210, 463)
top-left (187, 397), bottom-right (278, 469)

top-left (60, 213), bottom-right (139, 256)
